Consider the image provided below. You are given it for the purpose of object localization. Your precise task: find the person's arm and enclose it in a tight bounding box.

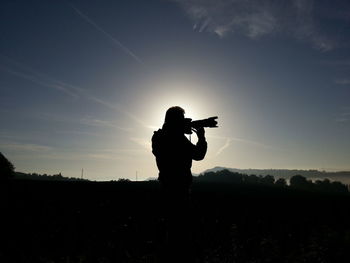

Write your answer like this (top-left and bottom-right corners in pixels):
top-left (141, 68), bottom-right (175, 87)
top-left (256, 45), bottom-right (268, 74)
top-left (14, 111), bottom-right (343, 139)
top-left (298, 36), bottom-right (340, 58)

top-left (152, 129), bottom-right (162, 157)
top-left (192, 127), bottom-right (207, 161)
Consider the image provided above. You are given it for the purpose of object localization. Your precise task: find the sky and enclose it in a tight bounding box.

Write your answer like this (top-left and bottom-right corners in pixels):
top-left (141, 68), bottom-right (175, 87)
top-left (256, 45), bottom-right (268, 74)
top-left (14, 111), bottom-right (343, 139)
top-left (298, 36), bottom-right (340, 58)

top-left (1, 0), bottom-right (350, 181)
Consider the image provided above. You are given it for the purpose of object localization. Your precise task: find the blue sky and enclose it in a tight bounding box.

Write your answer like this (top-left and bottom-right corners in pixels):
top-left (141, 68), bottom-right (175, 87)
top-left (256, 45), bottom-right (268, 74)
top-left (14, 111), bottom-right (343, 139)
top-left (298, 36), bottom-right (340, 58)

top-left (1, 0), bottom-right (350, 180)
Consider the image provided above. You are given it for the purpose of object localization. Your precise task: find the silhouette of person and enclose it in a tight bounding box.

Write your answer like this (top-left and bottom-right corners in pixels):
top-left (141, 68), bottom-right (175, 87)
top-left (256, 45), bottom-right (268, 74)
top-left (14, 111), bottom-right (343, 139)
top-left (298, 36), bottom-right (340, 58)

top-left (152, 106), bottom-right (207, 191)
top-left (151, 106), bottom-right (207, 261)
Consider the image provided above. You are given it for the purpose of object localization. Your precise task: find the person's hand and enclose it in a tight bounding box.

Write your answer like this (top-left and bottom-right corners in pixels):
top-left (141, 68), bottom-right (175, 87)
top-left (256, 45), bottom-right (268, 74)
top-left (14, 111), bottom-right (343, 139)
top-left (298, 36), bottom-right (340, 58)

top-left (193, 127), bottom-right (205, 140)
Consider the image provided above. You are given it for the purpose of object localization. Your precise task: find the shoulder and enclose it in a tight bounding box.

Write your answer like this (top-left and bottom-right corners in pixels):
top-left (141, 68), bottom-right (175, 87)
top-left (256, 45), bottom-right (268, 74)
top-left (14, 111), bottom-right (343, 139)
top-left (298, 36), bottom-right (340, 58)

top-left (152, 129), bottom-right (163, 141)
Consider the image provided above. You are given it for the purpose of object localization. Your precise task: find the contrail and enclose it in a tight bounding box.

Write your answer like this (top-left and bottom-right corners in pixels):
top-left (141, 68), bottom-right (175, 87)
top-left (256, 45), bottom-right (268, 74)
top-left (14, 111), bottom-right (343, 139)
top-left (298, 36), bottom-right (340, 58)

top-left (69, 4), bottom-right (144, 65)
top-left (0, 54), bottom-right (81, 98)
top-left (0, 64), bottom-right (79, 98)
top-left (89, 96), bottom-right (150, 128)
top-left (0, 54), bottom-right (150, 129)
top-left (216, 137), bottom-right (232, 156)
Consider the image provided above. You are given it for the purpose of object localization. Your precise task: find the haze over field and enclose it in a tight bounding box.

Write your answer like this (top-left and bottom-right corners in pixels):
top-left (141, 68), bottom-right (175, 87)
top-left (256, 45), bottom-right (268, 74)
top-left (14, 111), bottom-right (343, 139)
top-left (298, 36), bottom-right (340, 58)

top-left (1, 0), bottom-right (350, 180)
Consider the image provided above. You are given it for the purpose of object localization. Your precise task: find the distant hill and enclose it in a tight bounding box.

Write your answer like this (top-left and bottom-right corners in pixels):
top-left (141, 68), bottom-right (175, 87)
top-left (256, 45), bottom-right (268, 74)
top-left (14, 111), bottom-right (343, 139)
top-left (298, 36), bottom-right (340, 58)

top-left (200, 166), bottom-right (350, 184)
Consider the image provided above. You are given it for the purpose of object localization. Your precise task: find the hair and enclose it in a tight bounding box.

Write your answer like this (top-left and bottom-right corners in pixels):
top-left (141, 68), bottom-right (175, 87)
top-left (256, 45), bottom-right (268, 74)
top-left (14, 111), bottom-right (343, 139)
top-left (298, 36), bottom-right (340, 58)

top-left (164, 106), bottom-right (185, 124)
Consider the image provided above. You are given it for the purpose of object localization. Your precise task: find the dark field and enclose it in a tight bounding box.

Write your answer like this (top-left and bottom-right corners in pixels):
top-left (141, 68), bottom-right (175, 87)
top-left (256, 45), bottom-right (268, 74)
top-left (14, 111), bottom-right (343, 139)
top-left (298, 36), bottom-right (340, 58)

top-left (2, 180), bottom-right (350, 262)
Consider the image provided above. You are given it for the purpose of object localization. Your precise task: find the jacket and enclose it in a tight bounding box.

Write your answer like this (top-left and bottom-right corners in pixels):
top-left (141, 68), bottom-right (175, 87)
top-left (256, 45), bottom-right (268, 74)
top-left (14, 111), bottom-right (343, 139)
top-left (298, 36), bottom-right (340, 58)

top-left (151, 126), bottom-right (207, 187)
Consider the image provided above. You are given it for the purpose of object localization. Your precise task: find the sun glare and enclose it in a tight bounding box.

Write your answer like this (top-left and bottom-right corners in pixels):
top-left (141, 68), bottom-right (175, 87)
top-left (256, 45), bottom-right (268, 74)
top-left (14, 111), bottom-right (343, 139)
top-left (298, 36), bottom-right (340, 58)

top-left (150, 96), bottom-right (203, 129)
top-left (144, 80), bottom-right (216, 130)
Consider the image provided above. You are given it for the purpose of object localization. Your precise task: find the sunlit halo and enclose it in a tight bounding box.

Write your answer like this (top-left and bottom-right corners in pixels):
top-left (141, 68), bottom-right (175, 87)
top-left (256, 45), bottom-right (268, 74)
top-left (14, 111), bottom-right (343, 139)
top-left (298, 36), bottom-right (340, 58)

top-left (138, 80), bottom-right (216, 130)
top-left (150, 95), bottom-right (204, 128)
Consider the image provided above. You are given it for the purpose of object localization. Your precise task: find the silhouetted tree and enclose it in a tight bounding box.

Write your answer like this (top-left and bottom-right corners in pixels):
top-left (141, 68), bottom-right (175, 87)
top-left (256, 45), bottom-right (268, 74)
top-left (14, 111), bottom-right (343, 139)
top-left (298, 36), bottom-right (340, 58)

top-left (315, 179), bottom-right (330, 192)
top-left (260, 174), bottom-right (275, 185)
top-left (118, 178), bottom-right (131, 182)
top-left (290, 175), bottom-right (312, 189)
top-left (331, 181), bottom-right (348, 193)
top-left (245, 174), bottom-right (260, 184)
top-left (217, 169), bottom-right (243, 183)
top-left (197, 170), bottom-right (244, 183)
top-left (275, 178), bottom-right (287, 187)
top-left (314, 179), bottom-right (348, 193)
top-left (53, 173), bottom-right (63, 179)
top-left (0, 152), bottom-right (15, 180)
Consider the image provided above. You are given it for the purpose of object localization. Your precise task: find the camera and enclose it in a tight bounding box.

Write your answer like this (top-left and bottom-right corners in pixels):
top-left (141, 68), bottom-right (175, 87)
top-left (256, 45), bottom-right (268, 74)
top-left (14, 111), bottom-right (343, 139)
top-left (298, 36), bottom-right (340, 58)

top-left (184, 116), bottom-right (218, 134)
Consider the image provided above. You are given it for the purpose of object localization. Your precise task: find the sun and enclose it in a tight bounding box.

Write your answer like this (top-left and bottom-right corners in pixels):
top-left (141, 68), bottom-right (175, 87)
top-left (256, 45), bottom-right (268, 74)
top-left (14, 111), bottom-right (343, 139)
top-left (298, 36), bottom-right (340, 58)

top-left (150, 95), bottom-right (204, 129)
top-left (138, 78), bottom-right (216, 130)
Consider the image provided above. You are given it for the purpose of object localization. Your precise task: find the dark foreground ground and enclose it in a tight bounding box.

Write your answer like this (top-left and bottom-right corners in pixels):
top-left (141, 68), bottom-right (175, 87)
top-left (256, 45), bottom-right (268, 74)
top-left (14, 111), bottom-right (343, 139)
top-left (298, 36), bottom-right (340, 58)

top-left (1, 180), bottom-right (350, 262)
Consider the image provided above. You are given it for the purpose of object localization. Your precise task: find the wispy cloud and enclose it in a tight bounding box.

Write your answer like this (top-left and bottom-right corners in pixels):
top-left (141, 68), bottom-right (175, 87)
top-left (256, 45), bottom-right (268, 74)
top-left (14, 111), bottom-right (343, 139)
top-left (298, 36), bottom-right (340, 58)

top-left (129, 137), bottom-right (152, 151)
top-left (80, 117), bottom-right (132, 132)
top-left (176, 0), bottom-right (277, 39)
top-left (0, 141), bottom-right (126, 161)
top-left (99, 148), bottom-right (145, 154)
top-left (31, 151), bottom-right (122, 161)
top-left (69, 4), bottom-right (144, 65)
top-left (173, 0), bottom-right (343, 51)
top-left (0, 142), bottom-right (52, 152)
top-left (335, 79), bottom-right (350, 85)
top-left (84, 153), bottom-right (122, 160)
top-left (322, 59), bottom-right (350, 67)
top-left (216, 137), bottom-right (232, 156)
top-left (87, 97), bottom-right (150, 129)
top-left (0, 55), bottom-right (79, 98)
top-left (335, 107), bottom-right (350, 123)
top-left (55, 130), bottom-right (101, 137)
top-left (336, 117), bottom-right (350, 123)
top-left (0, 55), bottom-right (150, 129)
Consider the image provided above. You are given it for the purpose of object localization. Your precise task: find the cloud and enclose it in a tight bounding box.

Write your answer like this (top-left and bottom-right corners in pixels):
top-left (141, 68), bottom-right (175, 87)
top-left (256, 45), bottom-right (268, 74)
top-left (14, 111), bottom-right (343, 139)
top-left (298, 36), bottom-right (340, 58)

top-left (0, 55), bottom-right (151, 129)
top-left (84, 153), bottom-right (122, 160)
top-left (292, 0), bottom-right (336, 51)
top-left (87, 97), bottom-right (150, 129)
top-left (0, 141), bottom-right (126, 161)
top-left (322, 59), bottom-right (350, 67)
top-left (176, 0), bottom-right (277, 39)
top-left (0, 142), bottom-right (52, 152)
top-left (0, 57), bottom-right (79, 98)
top-left (80, 117), bottom-right (132, 132)
top-left (335, 79), bottom-right (350, 85)
top-left (0, 137), bottom-right (146, 165)
top-left (335, 107), bottom-right (350, 123)
top-left (216, 137), bottom-right (232, 156)
top-left (55, 130), bottom-right (101, 136)
top-left (336, 117), bottom-right (350, 123)
top-left (172, 0), bottom-right (343, 51)
top-left (130, 137), bottom-right (152, 151)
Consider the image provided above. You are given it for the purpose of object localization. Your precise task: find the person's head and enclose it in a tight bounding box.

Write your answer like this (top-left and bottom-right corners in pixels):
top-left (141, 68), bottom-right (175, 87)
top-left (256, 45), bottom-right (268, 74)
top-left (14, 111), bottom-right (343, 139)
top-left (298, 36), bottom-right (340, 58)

top-left (164, 106), bottom-right (185, 133)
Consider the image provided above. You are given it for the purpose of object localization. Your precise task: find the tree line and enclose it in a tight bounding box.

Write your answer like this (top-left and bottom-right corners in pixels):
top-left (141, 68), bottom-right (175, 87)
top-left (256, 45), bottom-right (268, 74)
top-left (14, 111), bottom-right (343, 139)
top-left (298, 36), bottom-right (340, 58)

top-left (1, 151), bottom-right (348, 193)
top-left (195, 169), bottom-right (349, 194)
